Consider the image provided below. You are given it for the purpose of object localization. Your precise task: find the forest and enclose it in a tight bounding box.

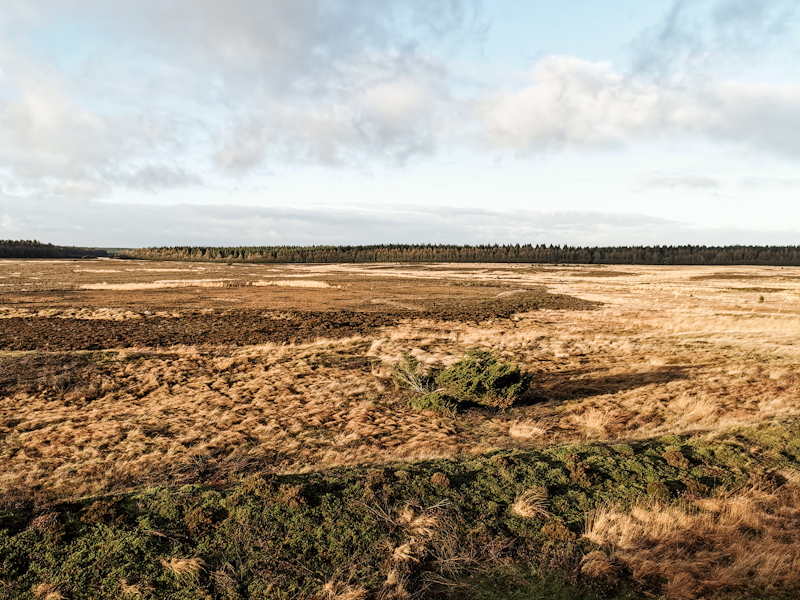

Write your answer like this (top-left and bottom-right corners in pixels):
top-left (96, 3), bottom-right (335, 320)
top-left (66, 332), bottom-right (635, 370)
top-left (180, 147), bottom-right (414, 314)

top-left (119, 243), bottom-right (800, 265)
top-left (0, 240), bottom-right (108, 259)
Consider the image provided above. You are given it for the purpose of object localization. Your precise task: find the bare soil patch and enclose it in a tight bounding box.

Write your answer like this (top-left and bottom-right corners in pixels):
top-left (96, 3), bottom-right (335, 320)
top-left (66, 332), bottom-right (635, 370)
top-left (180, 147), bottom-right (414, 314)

top-left (0, 289), bottom-right (594, 351)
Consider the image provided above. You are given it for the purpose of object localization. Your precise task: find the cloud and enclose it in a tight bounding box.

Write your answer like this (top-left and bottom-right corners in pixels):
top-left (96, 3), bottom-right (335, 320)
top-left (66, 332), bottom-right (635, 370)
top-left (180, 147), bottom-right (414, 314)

top-left (478, 55), bottom-right (800, 157)
top-left (479, 56), bottom-right (663, 150)
top-left (115, 0), bottom-right (478, 81)
top-left (0, 39), bottom-right (198, 199)
top-left (630, 0), bottom-right (800, 76)
top-left (0, 0), bottom-right (798, 214)
top-left (212, 56), bottom-right (450, 170)
top-left (642, 174), bottom-right (720, 189)
top-left (103, 165), bottom-right (203, 192)
top-left (2, 197), bottom-right (797, 248)
top-left (0, 1), bottom-right (479, 190)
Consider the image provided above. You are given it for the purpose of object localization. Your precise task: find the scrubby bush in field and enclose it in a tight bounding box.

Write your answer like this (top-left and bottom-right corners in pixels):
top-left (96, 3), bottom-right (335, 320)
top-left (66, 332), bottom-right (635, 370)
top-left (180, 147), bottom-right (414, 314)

top-left (435, 349), bottom-right (533, 408)
top-left (408, 391), bottom-right (457, 414)
top-left (398, 348), bottom-right (533, 411)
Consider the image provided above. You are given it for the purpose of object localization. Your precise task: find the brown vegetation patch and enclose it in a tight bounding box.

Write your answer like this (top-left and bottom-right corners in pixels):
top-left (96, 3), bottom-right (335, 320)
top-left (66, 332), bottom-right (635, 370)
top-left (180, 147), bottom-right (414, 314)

top-left (569, 269), bottom-right (635, 277)
top-left (0, 311), bottom-right (396, 351)
top-left (585, 480), bottom-right (800, 599)
top-left (1, 261), bottom-right (800, 506)
top-left (0, 290), bottom-right (595, 351)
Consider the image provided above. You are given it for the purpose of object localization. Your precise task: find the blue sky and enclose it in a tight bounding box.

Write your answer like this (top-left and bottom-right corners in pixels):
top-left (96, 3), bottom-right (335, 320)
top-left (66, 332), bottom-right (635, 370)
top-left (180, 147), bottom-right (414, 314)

top-left (1, 0), bottom-right (798, 247)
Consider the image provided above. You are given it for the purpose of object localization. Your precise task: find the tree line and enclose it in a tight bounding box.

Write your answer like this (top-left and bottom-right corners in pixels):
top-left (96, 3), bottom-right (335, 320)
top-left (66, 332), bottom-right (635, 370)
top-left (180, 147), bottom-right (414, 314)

top-left (119, 244), bottom-right (800, 265)
top-left (0, 240), bottom-right (108, 259)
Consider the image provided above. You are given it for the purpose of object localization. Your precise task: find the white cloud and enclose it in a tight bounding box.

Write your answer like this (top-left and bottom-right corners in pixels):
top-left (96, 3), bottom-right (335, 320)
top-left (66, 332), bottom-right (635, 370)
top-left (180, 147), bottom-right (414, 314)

top-left (641, 174), bottom-right (720, 189)
top-left (0, 40), bottom-right (197, 199)
top-left (2, 197), bottom-right (797, 248)
top-left (478, 55), bottom-right (800, 157)
top-left (0, 1), bottom-right (477, 189)
top-left (480, 56), bottom-right (664, 150)
top-left (631, 0), bottom-right (800, 77)
top-left (0, 0), bottom-right (798, 236)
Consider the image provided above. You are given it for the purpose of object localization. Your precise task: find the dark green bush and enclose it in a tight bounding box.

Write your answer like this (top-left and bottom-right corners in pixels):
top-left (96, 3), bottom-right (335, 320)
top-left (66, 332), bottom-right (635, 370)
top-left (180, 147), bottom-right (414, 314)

top-left (408, 391), bottom-right (457, 413)
top-left (435, 349), bottom-right (534, 408)
top-left (395, 348), bottom-right (534, 411)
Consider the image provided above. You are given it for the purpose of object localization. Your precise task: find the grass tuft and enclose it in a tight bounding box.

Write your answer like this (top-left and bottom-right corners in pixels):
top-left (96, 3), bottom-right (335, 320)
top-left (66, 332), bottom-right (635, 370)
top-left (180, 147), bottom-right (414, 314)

top-left (512, 487), bottom-right (550, 519)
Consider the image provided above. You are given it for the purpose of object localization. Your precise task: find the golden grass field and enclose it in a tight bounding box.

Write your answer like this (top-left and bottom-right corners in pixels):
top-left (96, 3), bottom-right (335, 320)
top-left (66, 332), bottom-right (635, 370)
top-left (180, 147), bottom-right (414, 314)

top-left (1, 259), bottom-right (800, 598)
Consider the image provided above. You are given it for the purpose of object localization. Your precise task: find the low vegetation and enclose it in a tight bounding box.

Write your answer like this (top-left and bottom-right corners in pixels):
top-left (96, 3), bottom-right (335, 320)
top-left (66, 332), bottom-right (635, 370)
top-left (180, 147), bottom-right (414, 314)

top-left (2, 260), bottom-right (800, 598)
top-left (2, 422), bottom-right (800, 599)
top-left (398, 350), bottom-right (534, 412)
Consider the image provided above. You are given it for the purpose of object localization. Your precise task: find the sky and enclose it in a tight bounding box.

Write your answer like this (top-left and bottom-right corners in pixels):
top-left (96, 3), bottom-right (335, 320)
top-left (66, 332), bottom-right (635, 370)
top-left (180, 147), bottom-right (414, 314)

top-left (0, 0), bottom-right (799, 247)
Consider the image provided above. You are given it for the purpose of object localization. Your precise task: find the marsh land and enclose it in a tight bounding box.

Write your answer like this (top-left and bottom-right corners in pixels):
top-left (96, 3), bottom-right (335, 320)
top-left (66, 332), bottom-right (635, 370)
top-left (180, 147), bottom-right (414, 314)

top-left (1, 259), bottom-right (799, 599)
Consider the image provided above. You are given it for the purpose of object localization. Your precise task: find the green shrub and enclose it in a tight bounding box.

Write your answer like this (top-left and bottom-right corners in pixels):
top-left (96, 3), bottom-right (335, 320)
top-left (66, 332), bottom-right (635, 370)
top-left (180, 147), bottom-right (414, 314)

top-left (395, 349), bottom-right (534, 411)
top-left (2, 424), bottom-right (798, 599)
top-left (408, 391), bottom-right (457, 413)
top-left (435, 349), bottom-right (533, 408)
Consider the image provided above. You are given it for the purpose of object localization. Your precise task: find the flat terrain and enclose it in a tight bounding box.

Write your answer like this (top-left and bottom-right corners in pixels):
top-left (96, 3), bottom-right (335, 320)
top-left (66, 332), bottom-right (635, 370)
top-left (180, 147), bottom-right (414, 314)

top-left (1, 259), bottom-right (799, 599)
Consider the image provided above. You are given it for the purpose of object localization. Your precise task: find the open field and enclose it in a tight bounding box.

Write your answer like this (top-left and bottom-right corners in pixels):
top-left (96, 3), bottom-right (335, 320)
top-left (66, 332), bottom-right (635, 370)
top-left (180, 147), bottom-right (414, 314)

top-left (1, 259), bottom-right (800, 599)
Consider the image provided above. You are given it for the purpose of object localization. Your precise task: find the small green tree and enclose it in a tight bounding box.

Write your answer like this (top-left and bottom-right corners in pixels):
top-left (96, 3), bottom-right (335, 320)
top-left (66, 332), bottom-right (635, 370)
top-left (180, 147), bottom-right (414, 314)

top-left (396, 348), bottom-right (533, 412)
top-left (435, 349), bottom-right (533, 409)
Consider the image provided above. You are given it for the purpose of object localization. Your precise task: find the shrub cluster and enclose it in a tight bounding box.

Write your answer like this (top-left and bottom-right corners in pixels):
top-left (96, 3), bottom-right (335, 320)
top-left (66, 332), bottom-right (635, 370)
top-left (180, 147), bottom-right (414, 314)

top-left (396, 349), bottom-right (534, 413)
top-left (2, 423), bottom-right (797, 599)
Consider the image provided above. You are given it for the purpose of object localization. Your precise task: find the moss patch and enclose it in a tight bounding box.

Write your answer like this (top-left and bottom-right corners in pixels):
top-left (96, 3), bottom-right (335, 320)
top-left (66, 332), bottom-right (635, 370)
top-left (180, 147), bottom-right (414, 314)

top-left (1, 423), bottom-right (799, 599)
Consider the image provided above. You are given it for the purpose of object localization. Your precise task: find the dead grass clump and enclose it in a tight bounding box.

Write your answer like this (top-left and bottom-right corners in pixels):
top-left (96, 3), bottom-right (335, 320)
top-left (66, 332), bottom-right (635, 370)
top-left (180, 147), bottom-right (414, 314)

top-left (380, 568), bottom-right (409, 600)
top-left (583, 482), bottom-right (800, 598)
top-left (508, 419), bottom-right (549, 439)
top-left (32, 583), bottom-right (66, 600)
top-left (392, 542), bottom-right (419, 564)
top-left (321, 579), bottom-right (369, 600)
top-left (159, 556), bottom-right (207, 581)
top-left (572, 408), bottom-right (617, 438)
top-left (370, 502), bottom-right (447, 567)
top-left (121, 580), bottom-right (153, 597)
top-left (580, 550), bottom-right (618, 578)
top-left (512, 487), bottom-right (549, 519)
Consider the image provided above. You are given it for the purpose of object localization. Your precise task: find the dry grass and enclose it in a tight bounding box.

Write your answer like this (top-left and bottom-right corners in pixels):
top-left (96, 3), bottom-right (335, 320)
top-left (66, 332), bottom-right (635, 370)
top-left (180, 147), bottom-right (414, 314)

top-left (81, 279), bottom-right (236, 290)
top-left (159, 556), bottom-right (207, 581)
top-left (252, 279), bottom-right (331, 288)
top-left (321, 579), bottom-right (369, 600)
top-left (0, 340), bottom-right (467, 498)
top-left (1, 261), bottom-right (800, 503)
top-left (507, 419), bottom-right (550, 439)
top-left (32, 583), bottom-right (66, 600)
top-left (584, 479), bottom-right (800, 598)
top-left (512, 487), bottom-right (550, 519)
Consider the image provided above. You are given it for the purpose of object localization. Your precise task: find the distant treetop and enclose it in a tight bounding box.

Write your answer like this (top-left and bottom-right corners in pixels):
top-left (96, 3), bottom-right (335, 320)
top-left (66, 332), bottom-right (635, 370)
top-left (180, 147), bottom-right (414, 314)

top-left (118, 244), bottom-right (800, 266)
top-left (0, 240), bottom-right (108, 259)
